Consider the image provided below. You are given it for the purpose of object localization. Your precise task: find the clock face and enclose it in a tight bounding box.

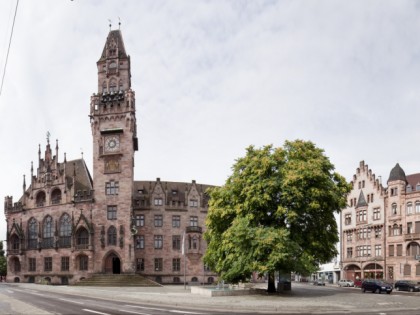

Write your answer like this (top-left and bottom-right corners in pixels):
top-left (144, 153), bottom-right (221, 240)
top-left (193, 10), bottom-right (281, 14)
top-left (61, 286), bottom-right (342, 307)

top-left (104, 136), bottom-right (120, 152)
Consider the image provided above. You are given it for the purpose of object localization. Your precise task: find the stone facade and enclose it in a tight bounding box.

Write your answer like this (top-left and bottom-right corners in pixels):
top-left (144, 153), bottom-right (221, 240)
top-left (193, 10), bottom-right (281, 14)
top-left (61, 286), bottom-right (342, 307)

top-left (4, 29), bottom-right (218, 285)
top-left (341, 160), bottom-right (420, 283)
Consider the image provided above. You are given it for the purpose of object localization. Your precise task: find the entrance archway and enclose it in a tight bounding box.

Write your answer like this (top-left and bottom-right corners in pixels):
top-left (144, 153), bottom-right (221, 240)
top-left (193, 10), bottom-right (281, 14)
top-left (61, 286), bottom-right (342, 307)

top-left (104, 252), bottom-right (121, 274)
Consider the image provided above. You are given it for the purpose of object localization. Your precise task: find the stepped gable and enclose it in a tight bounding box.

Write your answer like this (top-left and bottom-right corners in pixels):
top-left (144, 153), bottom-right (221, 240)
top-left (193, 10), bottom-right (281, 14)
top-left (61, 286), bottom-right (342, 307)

top-left (387, 163), bottom-right (407, 184)
top-left (351, 160), bottom-right (384, 194)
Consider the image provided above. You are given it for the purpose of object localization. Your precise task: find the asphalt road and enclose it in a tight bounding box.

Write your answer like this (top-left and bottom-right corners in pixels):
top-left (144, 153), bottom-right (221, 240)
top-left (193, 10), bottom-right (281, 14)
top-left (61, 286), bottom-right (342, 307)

top-left (1, 282), bottom-right (420, 315)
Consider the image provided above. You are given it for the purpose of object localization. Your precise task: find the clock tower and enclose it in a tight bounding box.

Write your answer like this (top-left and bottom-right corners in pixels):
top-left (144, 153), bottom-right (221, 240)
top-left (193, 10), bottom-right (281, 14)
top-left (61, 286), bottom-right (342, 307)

top-left (90, 29), bottom-right (138, 273)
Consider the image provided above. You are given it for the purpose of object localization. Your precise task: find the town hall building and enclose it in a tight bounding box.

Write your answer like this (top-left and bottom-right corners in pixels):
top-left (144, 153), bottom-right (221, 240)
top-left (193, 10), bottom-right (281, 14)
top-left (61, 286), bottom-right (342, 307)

top-left (4, 29), bottom-right (217, 285)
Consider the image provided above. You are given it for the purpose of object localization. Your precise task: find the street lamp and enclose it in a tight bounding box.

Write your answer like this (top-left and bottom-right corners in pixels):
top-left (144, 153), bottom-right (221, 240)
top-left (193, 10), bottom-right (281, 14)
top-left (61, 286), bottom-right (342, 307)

top-left (374, 259), bottom-right (377, 280)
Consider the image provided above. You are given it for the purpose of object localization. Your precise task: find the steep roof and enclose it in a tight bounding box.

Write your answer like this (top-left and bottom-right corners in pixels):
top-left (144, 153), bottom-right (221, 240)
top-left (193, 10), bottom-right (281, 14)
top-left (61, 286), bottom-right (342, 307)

top-left (99, 29), bottom-right (127, 61)
top-left (356, 190), bottom-right (368, 208)
top-left (64, 158), bottom-right (93, 192)
top-left (387, 163), bottom-right (407, 183)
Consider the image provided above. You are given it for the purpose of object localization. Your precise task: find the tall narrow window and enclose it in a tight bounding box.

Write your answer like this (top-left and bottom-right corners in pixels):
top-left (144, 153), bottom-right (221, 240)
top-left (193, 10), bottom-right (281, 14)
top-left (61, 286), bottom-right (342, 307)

top-left (154, 215), bottom-right (163, 227)
top-left (154, 258), bottom-right (163, 271)
top-left (172, 215), bottom-right (180, 228)
top-left (407, 202), bottom-right (413, 215)
top-left (28, 218), bottom-right (38, 249)
top-left (59, 213), bottom-right (72, 247)
top-left (28, 258), bottom-right (36, 272)
top-left (44, 257), bottom-right (52, 272)
top-left (135, 235), bottom-right (144, 249)
top-left (76, 228), bottom-right (89, 249)
top-left (79, 255), bottom-right (88, 271)
top-left (108, 226), bottom-right (117, 246)
top-left (154, 235), bottom-right (163, 249)
top-left (136, 258), bottom-right (144, 271)
top-left (135, 215), bottom-right (145, 227)
top-left (172, 258), bottom-right (181, 271)
top-left (43, 216), bottom-right (54, 248)
top-left (172, 235), bottom-right (181, 250)
top-left (190, 216), bottom-right (198, 227)
top-left (61, 257), bottom-right (70, 271)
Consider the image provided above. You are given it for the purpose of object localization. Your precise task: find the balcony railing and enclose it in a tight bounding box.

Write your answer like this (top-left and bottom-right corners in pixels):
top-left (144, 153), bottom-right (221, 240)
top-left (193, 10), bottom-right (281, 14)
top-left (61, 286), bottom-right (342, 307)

top-left (404, 233), bottom-right (420, 241)
top-left (186, 226), bottom-right (202, 234)
top-left (41, 238), bottom-right (54, 249)
top-left (59, 237), bottom-right (71, 248)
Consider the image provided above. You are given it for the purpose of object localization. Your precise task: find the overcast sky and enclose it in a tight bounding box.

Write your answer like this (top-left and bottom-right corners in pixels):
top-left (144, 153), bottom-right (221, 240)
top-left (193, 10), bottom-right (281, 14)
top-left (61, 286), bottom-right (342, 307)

top-left (1, 0), bottom-right (420, 242)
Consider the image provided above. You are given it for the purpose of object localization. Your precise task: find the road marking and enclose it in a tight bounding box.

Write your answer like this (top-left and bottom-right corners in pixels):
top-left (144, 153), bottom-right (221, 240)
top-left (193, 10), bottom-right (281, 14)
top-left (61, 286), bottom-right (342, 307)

top-left (6, 290), bottom-right (14, 293)
top-left (170, 311), bottom-right (206, 314)
top-left (59, 298), bottom-right (84, 305)
top-left (124, 305), bottom-right (205, 315)
top-left (82, 309), bottom-right (111, 315)
top-left (119, 310), bottom-right (152, 315)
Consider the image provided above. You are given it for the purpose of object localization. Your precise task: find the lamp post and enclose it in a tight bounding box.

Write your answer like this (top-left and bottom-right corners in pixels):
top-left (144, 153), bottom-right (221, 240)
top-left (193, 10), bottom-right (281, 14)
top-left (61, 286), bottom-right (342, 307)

top-left (374, 259), bottom-right (377, 280)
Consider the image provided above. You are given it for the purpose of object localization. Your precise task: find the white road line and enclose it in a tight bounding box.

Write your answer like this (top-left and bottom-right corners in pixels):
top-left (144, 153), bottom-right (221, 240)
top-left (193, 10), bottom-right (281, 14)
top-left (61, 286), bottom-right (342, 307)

top-left (82, 309), bottom-right (111, 315)
top-left (170, 311), bottom-right (205, 315)
top-left (59, 298), bottom-right (84, 305)
top-left (6, 290), bottom-right (14, 293)
top-left (118, 310), bottom-right (152, 315)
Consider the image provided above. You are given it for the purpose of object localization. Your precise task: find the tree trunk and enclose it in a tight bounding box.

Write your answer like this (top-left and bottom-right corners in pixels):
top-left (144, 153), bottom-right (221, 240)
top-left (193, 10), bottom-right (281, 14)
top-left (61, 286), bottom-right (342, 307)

top-left (267, 272), bottom-right (276, 293)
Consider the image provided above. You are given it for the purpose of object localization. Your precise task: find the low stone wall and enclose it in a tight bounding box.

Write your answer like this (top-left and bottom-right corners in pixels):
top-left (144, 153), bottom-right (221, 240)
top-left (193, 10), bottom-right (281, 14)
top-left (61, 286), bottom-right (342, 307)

top-left (191, 286), bottom-right (253, 297)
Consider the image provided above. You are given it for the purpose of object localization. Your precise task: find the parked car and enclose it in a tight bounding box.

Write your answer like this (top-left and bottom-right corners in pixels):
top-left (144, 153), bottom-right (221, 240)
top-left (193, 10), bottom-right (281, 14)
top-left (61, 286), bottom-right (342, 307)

top-left (394, 280), bottom-right (420, 292)
top-left (361, 280), bottom-right (392, 294)
top-left (313, 280), bottom-right (325, 286)
top-left (338, 279), bottom-right (354, 287)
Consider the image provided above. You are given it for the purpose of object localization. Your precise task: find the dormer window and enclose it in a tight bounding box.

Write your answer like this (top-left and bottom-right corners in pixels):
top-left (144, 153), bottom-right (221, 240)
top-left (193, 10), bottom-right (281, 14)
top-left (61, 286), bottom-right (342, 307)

top-left (417, 183), bottom-right (420, 191)
top-left (407, 185), bottom-right (412, 193)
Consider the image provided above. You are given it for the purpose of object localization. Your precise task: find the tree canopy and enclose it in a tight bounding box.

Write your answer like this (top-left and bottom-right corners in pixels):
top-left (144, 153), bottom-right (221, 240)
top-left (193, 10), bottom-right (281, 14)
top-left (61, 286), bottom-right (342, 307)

top-left (0, 241), bottom-right (6, 277)
top-left (203, 140), bottom-right (350, 292)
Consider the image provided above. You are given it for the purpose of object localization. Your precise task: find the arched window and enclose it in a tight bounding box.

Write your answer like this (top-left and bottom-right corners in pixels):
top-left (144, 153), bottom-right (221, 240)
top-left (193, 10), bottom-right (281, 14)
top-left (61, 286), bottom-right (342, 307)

top-left (109, 80), bottom-right (117, 93)
top-left (392, 224), bottom-right (401, 236)
top-left (42, 216), bottom-right (54, 248)
top-left (191, 277), bottom-right (198, 282)
top-left (76, 227), bottom-right (89, 249)
top-left (407, 202), bottom-right (413, 214)
top-left (407, 242), bottom-right (420, 257)
top-left (391, 203), bottom-right (397, 215)
top-left (108, 226), bottom-right (117, 246)
top-left (102, 82), bottom-right (107, 93)
top-left (10, 234), bottom-right (19, 252)
top-left (36, 191), bottom-right (46, 207)
top-left (207, 277), bottom-right (214, 284)
top-left (59, 214), bottom-right (72, 247)
top-left (28, 218), bottom-right (38, 249)
top-left (51, 188), bottom-right (62, 205)
top-left (416, 201), bottom-right (420, 213)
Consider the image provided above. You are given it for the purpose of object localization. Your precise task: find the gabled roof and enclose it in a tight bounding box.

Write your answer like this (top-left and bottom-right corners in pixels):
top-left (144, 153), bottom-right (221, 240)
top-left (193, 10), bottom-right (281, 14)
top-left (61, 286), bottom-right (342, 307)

top-left (387, 163), bottom-right (407, 183)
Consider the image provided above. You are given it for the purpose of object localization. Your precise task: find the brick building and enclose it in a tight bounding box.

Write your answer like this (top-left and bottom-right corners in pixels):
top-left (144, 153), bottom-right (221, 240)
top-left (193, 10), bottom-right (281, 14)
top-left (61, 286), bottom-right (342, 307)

top-left (341, 161), bottom-right (420, 283)
top-left (4, 29), bottom-right (217, 285)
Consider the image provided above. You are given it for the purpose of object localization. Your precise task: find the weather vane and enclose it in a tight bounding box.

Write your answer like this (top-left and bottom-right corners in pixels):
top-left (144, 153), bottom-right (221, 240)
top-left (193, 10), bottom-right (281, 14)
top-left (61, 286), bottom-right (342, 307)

top-left (108, 19), bottom-right (112, 31)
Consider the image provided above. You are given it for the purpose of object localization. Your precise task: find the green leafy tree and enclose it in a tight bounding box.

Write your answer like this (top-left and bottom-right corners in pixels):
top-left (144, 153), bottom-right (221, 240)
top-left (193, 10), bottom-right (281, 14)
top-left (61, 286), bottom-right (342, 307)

top-left (204, 140), bottom-right (350, 292)
top-left (0, 241), bottom-right (6, 277)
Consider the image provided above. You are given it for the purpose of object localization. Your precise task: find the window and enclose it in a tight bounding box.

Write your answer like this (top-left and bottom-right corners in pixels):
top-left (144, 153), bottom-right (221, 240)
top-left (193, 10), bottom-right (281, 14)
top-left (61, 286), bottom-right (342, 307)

top-left (28, 218), bottom-right (38, 249)
top-left (135, 215), bottom-right (145, 227)
top-left (375, 245), bottom-right (381, 257)
top-left (108, 226), bottom-right (117, 246)
top-left (407, 185), bottom-right (412, 192)
top-left (36, 191), bottom-right (46, 207)
top-left (373, 208), bottom-right (380, 220)
top-left (417, 265), bottom-right (420, 276)
top-left (391, 203), bottom-right (398, 215)
top-left (392, 224), bottom-right (401, 236)
top-left (346, 247), bottom-right (353, 258)
top-left (389, 245), bottom-right (394, 256)
top-left (28, 258), bottom-right (36, 272)
top-left (154, 235), bottom-right (163, 249)
top-left (79, 255), bottom-right (88, 271)
top-left (404, 264), bottom-right (411, 276)
top-left (407, 242), bottom-right (420, 257)
top-left (344, 214), bottom-right (351, 225)
top-left (105, 181), bottom-right (119, 195)
top-left (172, 235), bottom-right (181, 250)
top-left (346, 232), bottom-right (352, 242)
top-left (61, 257), bottom-right (69, 271)
top-left (356, 245), bottom-right (370, 257)
top-left (11, 234), bottom-right (19, 251)
top-left (172, 215), bottom-right (180, 228)
top-left (189, 199), bottom-right (198, 207)
top-left (350, 199), bottom-right (353, 207)
top-left (172, 258), bottom-right (181, 271)
top-left (416, 202), bottom-right (420, 213)
top-left (107, 205), bottom-right (117, 220)
top-left (407, 202), bottom-right (413, 215)
top-left (77, 228), bottom-right (89, 248)
top-left (357, 227), bottom-right (370, 240)
top-left (357, 210), bottom-right (367, 223)
top-left (367, 194), bottom-right (370, 203)
top-left (135, 235), bottom-right (144, 249)
top-left (154, 258), bottom-right (163, 271)
top-left (375, 228), bottom-right (382, 239)
top-left (43, 216), bottom-right (54, 248)
top-left (154, 215), bottom-right (163, 227)
top-left (189, 235), bottom-right (198, 250)
top-left (51, 188), bottom-right (62, 204)
top-left (417, 183), bottom-right (420, 191)
top-left (391, 187), bottom-right (398, 196)
top-left (371, 194), bottom-right (374, 202)
top-left (190, 216), bottom-right (198, 227)
top-left (136, 258), bottom-right (144, 271)
top-left (44, 257), bottom-right (52, 272)
top-left (362, 180), bottom-right (365, 188)
top-left (154, 198), bottom-right (163, 206)
top-left (407, 222), bottom-right (413, 234)
top-left (59, 214), bottom-right (72, 247)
